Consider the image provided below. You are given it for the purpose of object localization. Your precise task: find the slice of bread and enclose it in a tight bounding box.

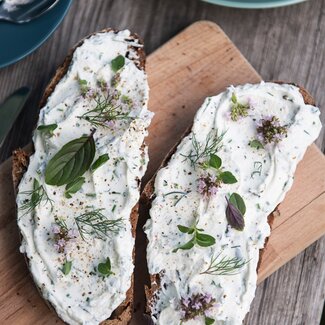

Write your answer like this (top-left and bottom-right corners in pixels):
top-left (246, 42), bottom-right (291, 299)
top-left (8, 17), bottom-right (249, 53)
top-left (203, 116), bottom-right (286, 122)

top-left (12, 29), bottom-right (149, 325)
top-left (142, 83), bottom-right (319, 323)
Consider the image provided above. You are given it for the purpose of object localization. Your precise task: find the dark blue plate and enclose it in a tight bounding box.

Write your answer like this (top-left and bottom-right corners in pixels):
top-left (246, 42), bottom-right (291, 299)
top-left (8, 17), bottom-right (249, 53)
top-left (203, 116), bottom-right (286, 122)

top-left (0, 0), bottom-right (72, 68)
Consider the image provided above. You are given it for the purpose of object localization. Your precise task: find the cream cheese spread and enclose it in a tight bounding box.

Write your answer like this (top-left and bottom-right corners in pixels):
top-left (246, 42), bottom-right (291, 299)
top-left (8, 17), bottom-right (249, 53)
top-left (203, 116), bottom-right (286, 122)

top-left (144, 82), bottom-right (322, 324)
top-left (17, 30), bottom-right (153, 325)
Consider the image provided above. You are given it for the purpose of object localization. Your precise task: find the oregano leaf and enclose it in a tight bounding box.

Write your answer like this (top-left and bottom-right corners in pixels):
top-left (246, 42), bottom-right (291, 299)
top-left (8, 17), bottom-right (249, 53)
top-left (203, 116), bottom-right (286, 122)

top-left (219, 171), bottom-right (237, 184)
top-left (45, 134), bottom-right (95, 186)
top-left (62, 260), bottom-right (72, 275)
top-left (98, 257), bottom-right (114, 276)
top-left (249, 139), bottom-right (264, 150)
top-left (209, 154), bottom-right (222, 169)
top-left (172, 239), bottom-right (194, 253)
top-left (111, 55), bottom-right (125, 72)
top-left (205, 317), bottom-right (215, 325)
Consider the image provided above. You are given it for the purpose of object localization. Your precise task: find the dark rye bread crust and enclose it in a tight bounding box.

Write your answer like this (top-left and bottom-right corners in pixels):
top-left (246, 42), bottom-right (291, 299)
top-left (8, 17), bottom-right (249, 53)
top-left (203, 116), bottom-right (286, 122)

top-left (12, 28), bottom-right (146, 325)
top-left (142, 83), bottom-right (316, 318)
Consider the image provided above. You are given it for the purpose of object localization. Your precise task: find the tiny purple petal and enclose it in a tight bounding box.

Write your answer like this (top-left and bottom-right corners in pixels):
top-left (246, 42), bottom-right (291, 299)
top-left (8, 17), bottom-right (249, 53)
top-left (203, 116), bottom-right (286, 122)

top-left (51, 224), bottom-right (61, 234)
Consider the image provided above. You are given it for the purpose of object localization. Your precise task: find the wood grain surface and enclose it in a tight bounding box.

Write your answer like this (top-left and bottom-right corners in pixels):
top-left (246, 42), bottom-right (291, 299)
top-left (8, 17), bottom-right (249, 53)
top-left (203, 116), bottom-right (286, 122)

top-left (0, 1), bottom-right (324, 324)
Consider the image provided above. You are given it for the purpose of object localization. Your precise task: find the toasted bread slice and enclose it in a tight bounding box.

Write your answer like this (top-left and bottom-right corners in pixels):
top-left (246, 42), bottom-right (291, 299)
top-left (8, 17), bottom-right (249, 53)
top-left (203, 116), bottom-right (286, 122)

top-left (13, 28), bottom-right (150, 325)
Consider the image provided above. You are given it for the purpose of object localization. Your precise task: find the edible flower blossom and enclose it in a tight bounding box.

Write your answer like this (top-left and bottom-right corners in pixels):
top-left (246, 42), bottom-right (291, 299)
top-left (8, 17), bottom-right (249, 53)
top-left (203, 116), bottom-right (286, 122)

top-left (51, 221), bottom-right (78, 254)
top-left (256, 115), bottom-right (288, 144)
top-left (198, 174), bottom-right (221, 197)
top-left (230, 93), bottom-right (250, 121)
top-left (180, 293), bottom-right (216, 321)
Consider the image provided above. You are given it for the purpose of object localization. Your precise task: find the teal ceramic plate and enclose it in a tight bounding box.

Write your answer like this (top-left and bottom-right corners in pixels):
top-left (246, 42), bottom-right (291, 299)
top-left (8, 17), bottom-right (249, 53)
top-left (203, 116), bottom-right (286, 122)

top-left (0, 0), bottom-right (72, 69)
top-left (203, 0), bottom-right (306, 8)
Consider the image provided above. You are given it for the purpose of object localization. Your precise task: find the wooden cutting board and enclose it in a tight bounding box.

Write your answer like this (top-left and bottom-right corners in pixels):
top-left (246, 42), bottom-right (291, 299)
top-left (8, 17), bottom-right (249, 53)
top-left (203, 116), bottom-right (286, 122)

top-left (0, 21), bottom-right (324, 324)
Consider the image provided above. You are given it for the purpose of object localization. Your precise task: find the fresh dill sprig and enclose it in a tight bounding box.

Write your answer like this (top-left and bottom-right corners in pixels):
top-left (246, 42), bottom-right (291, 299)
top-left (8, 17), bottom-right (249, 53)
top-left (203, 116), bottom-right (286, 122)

top-left (181, 130), bottom-right (225, 168)
top-left (163, 191), bottom-right (191, 206)
top-left (75, 209), bottom-right (124, 240)
top-left (200, 253), bottom-right (248, 276)
top-left (19, 178), bottom-right (53, 215)
top-left (79, 90), bottom-right (132, 128)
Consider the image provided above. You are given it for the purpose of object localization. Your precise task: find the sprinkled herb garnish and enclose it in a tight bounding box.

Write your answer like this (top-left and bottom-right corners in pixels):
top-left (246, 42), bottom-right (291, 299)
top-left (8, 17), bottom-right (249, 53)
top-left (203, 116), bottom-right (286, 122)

top-left (163, 190), bottom-right (191, 206)
top-left (37, 123), bottom-right (58, 136)
top-left (79, 89), bottom-right (132, 128)
top-left (230, 93), bottom-right (249, 121)
top-left (200, 253), bottom-right (248, 276)
top-left (111, 55), bottom-right (125, 73)
top-left (179, 293), bottom-right (216, 322)
top-left (173, 222), bottom-right (215, 253)
top-left (64, 177), bottom-right (85, 198)
top-left (51, 219), bottom-right (78, 253)
top-left (97, 257), bottom-right (114, 277)
top-left (181, 130), bottom-right (224, 168)
top-left (251, 161), bottom-right (262, 178)
top-left (75, 209), bottom-right (124, 240)
top-left (78, 78), bottom-right (89, 96)
top-left (62, 260), bottom-right (72, 275)
top-left (248, 139), bottom-right (264, 150)
top-left (256, 116), bottom-right (288, 144)
top-left (19, 178), bottom-right (53, 215)
top-left (91, 154), bottom-right (109, 172)
top-left (205, 317), bottom-right (215, 325)
top-left (45, 133), bottom-right (95, 186)
top-left (225, 193), bottom-right (246, 231)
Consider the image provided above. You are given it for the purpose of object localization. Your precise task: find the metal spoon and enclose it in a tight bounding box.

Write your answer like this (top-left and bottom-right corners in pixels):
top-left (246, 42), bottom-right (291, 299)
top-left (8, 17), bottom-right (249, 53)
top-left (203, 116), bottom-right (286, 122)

top-left (0, 0), bottom-right (60, 24)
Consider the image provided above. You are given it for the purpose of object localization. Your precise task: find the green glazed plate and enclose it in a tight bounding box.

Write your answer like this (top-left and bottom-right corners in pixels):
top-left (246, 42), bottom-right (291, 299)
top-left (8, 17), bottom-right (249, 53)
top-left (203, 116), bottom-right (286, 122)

top-left (203, 0), bottom-right (306, 8)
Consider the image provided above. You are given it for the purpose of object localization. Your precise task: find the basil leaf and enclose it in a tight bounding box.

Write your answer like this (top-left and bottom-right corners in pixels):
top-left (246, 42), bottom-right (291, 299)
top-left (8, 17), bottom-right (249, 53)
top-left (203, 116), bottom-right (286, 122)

top-left (37, 124), bottom-right (58, 136)
top-left (209, 154), bottom-right (222, 169)
top-left (91, 154), bottom-right (109, 171)
top-left (45, 134), bottom-right (95, 186)
top-left (225, 197), bottom-right (245, 231)
top-left (172, 239), bottom-right (194, 253)
top-left (196, 233), bottom-right (216, 247)
top-left (64, 177), bottom-right (85, 198)
top-left (111, 55), bottom-right (125, 72)
top-left (177, 225), bottom-right (191, 233)
top-left (249, 139), bottom-right (264, 150)
top-left (229, 192), bottom-right (246, 215)
top-left (219, 171), bottom-right (237, 184)
top-left (62, 260), bottom-right (72, 275)
top-left (98, 257), bottom-right (114, 276)
top-left (205, 317), bottom-right (215, 325)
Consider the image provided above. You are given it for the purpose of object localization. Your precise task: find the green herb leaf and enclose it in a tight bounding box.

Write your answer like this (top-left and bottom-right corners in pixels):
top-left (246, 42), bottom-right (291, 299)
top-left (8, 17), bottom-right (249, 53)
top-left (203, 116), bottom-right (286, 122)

top-left (45, 134), bottom-right (95, 186)
top-left (177, 225), bottom-right (192, 233)
top-left (209, 154), bottom-right (222, 169)
top-left (225, 197), bottom-right (245, 231)
top-left (249, 139), bottom-right (264, 150)
top-left (64, 177), bottom-right (85, 198)
top-left (78, 79), bottom-right (89, 95)
top-left (229, 192), bottom-right (246, 215)
top-left (196, 233), bottom-right (216, 247)
top-left (97, 257), bottom-right (114, 276)
top-left (37, 124), bottom-right (58, 136)
top-left (111, 55), bottom-right (125, 72)
top-left (219, 171), bottom-right (237, 184)
top-left (172, 239), bottom-right (195, 253)
top-left (205, 317), bottom-right (215, 325)
top-left (91, 154), bottom-right (109, 171)
top-left (62, 260), bottom-right (72, 275)
top-left (231, 93), bottom-right (237, 104)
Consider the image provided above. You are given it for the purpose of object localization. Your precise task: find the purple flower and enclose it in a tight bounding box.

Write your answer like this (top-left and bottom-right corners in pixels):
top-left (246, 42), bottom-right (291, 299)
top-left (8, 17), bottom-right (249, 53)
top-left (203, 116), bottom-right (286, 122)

top-left (68, 229), bottom-right (79, 239)
top-left (51, 224), bottom-right (61, 234)
top-left (204, 293), bottom-right (212, 304)
top-left (105, 120), bottom-right (116, 128)
top-left (197, 174), bottom-right (221, 198)
top-left (256, 115), bottom-right (288, 144)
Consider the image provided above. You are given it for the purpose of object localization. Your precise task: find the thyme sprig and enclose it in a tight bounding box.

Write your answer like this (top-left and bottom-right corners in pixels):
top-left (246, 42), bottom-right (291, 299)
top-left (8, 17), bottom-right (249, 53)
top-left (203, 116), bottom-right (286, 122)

top-left (181, 130), bottom-right (225, 168)
top-left (79, 90), bottom-right (132, 128)
top-left (19, 178), bottom-right (53, 215)
top-left (75, 209), bottom-right (124, 240)
top-left (230, 93), bottom-right (250, 121)
top-left (163, 190), bottom-right (191, 206)
top-left (200, 253), bottom-right (248, 276)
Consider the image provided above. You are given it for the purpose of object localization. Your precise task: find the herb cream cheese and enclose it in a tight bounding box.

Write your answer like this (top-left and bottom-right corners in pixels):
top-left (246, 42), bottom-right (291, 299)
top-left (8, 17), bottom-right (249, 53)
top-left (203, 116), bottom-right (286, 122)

top-left (144, 82), bottom-right (321, 324)
top-left (17, 30), bottom-right (152, 325)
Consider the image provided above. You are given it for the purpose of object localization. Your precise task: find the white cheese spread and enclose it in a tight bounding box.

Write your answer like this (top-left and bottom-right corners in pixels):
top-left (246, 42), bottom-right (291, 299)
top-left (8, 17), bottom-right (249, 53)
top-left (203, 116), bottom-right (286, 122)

top-left (144, 82), bottom-right (321, 324)
top-left (17, 30), bottom-right (153, 325)
top-left (3, 0), bottom-right (33, 11)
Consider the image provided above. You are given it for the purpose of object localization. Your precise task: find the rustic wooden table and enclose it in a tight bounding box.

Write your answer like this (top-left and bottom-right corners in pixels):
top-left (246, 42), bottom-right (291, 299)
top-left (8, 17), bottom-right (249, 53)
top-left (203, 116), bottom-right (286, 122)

top-left (0, 0), bottom-right (324, 324)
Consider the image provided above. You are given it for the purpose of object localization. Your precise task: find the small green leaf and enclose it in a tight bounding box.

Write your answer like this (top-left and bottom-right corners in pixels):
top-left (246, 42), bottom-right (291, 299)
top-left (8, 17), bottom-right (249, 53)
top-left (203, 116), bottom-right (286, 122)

top-left (37, 124), bottom-right (58, 136)
top-left (91, 154), bottom-right (109, 172)
top-left (205, 317), bottom-right (215, 325)
top-left (229, 193), bottom-right (246, 215)
top-left (209, 154), bottom-right (222, 169)
top-left (62, 260), bottom-right (72, 275)
top-left (231, 93), bottom-right (237, 104)
top-left (97, 257), bottom-right (114, 276)
top-left (196, 233), bottom-right (216, 247)
top-left (249, 139), bottom-right (264, 150)
top-left (177, 225), bottom-right (191, 233)
top-left (45, 134), bottom-right (95, 186)
top-left (111, 55), bottom-right (125, 73)
top-left (78, 79), bottom-right (89, 95)
top-left (172, 239), bottom-right (194, 253)
top-left (220, 171), bottom-right (237, 184)
top-left (64, 177), bottom-right (85, 198)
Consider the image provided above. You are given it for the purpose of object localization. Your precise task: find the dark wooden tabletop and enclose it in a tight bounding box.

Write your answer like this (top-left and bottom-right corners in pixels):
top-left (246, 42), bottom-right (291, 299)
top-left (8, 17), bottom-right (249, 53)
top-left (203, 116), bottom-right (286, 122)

top-left (0, 0), bottom-right (324, 324)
